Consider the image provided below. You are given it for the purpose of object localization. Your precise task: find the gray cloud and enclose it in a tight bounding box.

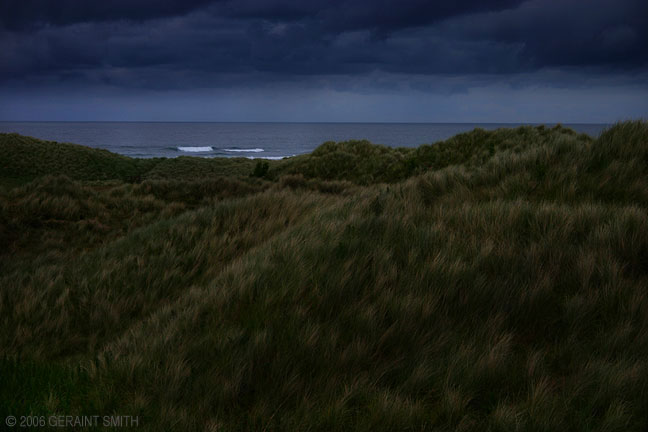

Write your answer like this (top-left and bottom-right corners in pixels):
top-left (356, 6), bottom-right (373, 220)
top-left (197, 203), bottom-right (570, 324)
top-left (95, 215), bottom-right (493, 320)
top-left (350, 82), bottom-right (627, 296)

top-left (0, 0), bottom-right (646, 122)
top-left (1, 0), bottom-right (646, 89)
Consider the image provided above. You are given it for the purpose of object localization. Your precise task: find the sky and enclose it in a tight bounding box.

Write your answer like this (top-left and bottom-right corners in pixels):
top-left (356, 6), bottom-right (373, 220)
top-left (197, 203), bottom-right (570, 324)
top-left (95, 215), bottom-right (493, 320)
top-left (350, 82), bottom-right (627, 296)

top-left (0, 0), bottom-right (646, 122)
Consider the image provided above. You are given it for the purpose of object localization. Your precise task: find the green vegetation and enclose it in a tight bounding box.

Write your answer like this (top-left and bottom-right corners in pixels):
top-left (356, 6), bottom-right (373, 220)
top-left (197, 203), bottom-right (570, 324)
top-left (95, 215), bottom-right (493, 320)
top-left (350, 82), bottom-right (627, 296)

top-left (0, 133), bottom-right (260, 186)
top-left (1, 122), bottom-right (648, 431)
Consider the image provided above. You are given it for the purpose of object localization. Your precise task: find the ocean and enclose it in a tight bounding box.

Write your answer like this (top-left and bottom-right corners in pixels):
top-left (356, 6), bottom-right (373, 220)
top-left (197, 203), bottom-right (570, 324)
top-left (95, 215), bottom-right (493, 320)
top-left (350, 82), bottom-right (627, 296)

top-left (0, 122), bottom-right (610, 159)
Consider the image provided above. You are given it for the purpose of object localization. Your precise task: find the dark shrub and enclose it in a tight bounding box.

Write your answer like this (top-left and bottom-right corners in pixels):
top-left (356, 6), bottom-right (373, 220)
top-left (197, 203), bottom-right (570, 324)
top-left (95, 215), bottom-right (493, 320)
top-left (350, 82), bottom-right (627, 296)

top-left (252, 161), bottom-right (270, 178)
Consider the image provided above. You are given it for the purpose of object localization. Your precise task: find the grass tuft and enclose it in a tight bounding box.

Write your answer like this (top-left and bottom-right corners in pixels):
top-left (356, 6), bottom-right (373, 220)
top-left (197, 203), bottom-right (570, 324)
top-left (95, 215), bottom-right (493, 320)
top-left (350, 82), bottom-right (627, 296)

top-left (2, 121), bottom-right (648, 430)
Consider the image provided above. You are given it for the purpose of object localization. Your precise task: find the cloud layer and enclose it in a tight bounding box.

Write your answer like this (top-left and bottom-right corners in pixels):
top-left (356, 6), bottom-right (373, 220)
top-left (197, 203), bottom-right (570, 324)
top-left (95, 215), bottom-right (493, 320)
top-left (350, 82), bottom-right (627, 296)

top-left (2, 1), bottom-right (646, 85)
top-left (1, 0), bottom-right (646, 121)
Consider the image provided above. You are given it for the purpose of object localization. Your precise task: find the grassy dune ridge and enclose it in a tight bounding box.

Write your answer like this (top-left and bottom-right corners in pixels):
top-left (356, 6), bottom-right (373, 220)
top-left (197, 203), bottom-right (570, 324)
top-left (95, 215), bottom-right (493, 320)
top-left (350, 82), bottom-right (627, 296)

top-left (1, 122), bottom-right (647, 431)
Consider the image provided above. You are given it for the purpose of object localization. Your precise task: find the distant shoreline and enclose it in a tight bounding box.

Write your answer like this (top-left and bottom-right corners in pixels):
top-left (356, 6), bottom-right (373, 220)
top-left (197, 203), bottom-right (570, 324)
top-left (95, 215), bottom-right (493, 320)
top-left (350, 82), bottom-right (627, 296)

top-left (0, 121), bottom-right (610, 160)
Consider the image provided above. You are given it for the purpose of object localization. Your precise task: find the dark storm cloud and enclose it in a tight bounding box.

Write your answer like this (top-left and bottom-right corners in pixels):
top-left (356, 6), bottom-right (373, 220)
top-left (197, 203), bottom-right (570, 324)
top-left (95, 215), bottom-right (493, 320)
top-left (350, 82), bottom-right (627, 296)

top-left (0, 0), bottom-right (646, 89)
top-left (1, 0), bottom-right (524, 31)
top-left (217, 0), bottom-right (526, 33)
top-left (437, 0), bottom-right (648, 68)
top-left (0, 0), bottom-right (216, 30)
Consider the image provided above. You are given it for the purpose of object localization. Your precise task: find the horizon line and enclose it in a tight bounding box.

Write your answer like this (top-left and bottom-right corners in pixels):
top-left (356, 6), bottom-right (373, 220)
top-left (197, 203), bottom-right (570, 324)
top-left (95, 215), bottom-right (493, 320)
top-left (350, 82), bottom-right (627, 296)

top-left (0, 120), bottom-right (613, 125)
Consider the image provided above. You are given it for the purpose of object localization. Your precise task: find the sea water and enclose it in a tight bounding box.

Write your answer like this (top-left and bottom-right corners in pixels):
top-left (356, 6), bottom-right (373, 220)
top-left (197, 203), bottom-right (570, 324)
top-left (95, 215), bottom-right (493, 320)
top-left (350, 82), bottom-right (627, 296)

top-left (0, 122), bottom-right (610, 159)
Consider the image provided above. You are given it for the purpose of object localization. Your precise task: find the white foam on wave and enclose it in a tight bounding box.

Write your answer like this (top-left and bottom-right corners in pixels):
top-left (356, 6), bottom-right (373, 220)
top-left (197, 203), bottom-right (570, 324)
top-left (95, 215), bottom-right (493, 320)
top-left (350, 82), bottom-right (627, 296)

top-left (246, 155), bottom-right (294, 160)
top-left (177, 146), bottom-right (214, 152)
top-left (224, 148), bottom-right (264, 153)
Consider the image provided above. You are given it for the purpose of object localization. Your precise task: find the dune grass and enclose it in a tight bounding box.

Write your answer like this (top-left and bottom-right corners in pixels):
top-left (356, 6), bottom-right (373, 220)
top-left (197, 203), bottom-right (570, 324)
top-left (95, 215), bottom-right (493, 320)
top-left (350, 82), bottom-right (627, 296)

top-left (0, 133), bottom-right (262, 187)
top-left (1, 122), bottom-right (647, 431)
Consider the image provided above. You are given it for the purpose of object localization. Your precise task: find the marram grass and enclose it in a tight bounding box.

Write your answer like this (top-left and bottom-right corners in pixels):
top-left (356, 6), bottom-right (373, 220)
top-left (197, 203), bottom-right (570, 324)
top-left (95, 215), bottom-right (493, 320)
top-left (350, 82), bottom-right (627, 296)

top-left (1, 122), bottom-right (648, 431)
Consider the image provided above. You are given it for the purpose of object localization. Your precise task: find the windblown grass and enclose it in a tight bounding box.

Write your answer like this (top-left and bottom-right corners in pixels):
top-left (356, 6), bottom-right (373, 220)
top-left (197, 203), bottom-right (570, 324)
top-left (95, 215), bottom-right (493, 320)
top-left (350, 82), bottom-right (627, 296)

top-left (0, 133), bottom-right (262, 186)
top-left (1, 121), bottom-right (647, 431)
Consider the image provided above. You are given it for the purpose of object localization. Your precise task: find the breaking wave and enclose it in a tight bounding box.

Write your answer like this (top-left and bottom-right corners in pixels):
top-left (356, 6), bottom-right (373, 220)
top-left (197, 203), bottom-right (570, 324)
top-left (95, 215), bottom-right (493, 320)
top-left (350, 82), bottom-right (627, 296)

top-left (224, 148), bottom-right (264, 153)
top-left (177, 146), bottom-right (214, 152)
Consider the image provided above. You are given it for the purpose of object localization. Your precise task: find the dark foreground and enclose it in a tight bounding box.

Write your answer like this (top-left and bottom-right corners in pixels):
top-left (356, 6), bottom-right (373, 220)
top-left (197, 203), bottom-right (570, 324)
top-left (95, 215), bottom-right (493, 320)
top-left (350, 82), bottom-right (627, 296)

top-left (1, 122), bottom-right (648, 431)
